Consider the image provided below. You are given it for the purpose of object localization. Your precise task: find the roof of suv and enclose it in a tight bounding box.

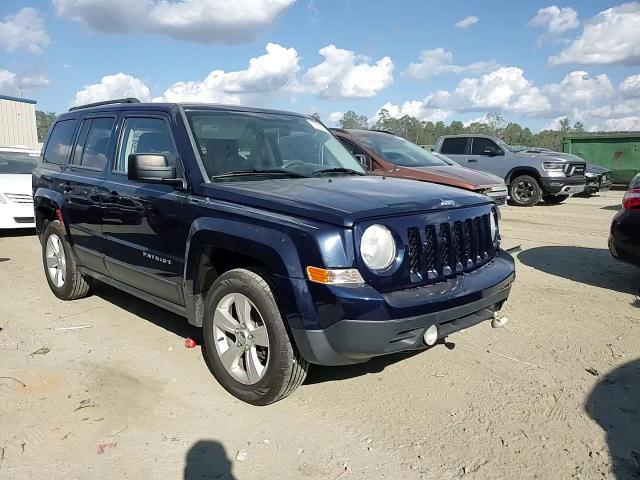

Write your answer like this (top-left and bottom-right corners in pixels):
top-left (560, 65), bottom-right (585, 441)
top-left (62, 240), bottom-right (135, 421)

top-left (439, 134), bottom-right (498, 139)
top-left (60, 101), bottom-right (310, 119)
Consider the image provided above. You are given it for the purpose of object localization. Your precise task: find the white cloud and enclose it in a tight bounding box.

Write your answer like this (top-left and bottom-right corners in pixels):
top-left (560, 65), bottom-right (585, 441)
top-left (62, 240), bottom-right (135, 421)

top-left (599, 116), bottom-right (640, 131)
top-left (0, 7), bottom-right (49, 53)
top-left (157, 43), bottom-right (300, 103)
top-left (542, 116), bottom-right (568, 131)
top-left (54, 0), bottom-right (295, 44)
top-left (404, 48), bottom-right (499, 80)
top-left (0, 69), bottom-right (50, 95)
top-left (376, 99), bottom-right (451, 123)
top-left (530, 6), bottom-right (579, 35)
top-left (619, 74), bottom-right (640, 99)
top-left (543, 71), bottom-right (614, 110)
top-left (328, 111), bottom-right (344, 123)
top-left (295, 45), bottom-right (394, 98)
top-left (454, 16), bottom-right (478, 28)
top-left (550, 2), bottom-right (640, 65)
top-left (73, 73), bottom-right (152, 106)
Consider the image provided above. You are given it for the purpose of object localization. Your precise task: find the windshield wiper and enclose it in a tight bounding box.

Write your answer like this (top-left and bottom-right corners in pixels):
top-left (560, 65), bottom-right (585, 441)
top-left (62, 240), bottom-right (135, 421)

top-left (312, 167), bottom-right (365, 176)
top-left (212, 169), bottom-right (308, 180)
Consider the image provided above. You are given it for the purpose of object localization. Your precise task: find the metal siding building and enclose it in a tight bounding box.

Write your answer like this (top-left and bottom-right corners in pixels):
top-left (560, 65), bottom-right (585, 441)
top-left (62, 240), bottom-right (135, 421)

top-left (562, 133), bottom-right (640, 185)
top-left (0, 95), bottom-right (38, 150)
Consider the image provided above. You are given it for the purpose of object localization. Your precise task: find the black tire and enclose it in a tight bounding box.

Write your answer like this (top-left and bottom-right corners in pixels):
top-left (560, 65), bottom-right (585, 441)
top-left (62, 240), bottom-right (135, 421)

top-left (543, 194), bottom-right (569, 204)
top-left (41, 220), bottom-right (91, 300)
top-left (202, 269), bottom-right (309, 406)
top-left (508, 175), bottom-right (542, 207)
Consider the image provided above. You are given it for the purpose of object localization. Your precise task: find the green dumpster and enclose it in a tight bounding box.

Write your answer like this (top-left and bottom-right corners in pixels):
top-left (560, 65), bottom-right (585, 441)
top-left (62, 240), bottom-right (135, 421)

top-left (562, 133), bottom-right (640, 185)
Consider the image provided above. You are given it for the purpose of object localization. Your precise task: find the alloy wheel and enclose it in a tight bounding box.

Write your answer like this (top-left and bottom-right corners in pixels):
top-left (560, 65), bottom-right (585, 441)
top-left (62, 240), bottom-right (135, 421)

top-left (45, 234), bottom-right (66, 288)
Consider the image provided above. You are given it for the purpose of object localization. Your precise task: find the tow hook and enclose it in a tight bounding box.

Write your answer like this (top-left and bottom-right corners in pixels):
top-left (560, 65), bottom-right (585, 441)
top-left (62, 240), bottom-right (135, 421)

top-left (491, 311), bottom-right (509, 328)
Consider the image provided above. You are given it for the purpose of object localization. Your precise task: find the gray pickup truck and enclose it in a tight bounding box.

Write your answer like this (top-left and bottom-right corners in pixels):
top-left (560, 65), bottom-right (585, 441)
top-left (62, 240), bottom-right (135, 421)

top-left (434, 134), bottom-right (586, 206)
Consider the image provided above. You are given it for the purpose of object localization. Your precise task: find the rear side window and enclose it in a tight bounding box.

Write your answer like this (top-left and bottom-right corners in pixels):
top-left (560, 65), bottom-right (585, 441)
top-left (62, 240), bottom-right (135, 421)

top-left (116, 117), bottom-right (177, 173)
top-left (440, 137), bottom-right (467, 155)
top-left (43, 120), bottom-right (76, 165)
top-left (71, 117), bottom-right (115, 170)
top-left (471, 137), bottom-right (500, 155)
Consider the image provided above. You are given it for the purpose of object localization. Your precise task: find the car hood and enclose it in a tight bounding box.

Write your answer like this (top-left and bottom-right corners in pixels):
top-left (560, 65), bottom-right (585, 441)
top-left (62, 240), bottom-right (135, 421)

top-left (514, 151), bottom-right (584, 164)
top-left (586, 164), bottom-right (611, 175)
top-left (409, 165), bottom-right (505, 189)
top-left (0, 174), bottom-right (32, 194)
top-left (202, 175), bottom-right (492, 227)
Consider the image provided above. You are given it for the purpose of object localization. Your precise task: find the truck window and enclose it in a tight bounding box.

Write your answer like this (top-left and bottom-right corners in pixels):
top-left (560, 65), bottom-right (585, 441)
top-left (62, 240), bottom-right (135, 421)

top-left (43, 120), bottom-right (76, 165)
top-left (471, 137), bottom-right (501, 155)
top-left (72, 117), bottom-right (115, 170)
top-left (116, 117), bottom-right (178, 173)
top-left (440, 137), bottom-right (467, 155)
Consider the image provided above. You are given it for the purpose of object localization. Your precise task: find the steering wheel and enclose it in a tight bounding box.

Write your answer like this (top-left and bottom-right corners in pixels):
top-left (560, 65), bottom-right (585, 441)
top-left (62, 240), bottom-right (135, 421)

top-left (281, 160), bottom-right (309, 172)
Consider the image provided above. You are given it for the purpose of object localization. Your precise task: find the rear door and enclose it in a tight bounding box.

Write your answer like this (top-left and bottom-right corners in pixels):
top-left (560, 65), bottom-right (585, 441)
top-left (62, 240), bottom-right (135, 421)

top-left (102, 113), bottom-right (188, 306)
top-left (58, 115), bottom-right (115, 273)
top-left (467, 137), bottom-right (508, 178)
top-left (439, 137), bottom-right (469, 166)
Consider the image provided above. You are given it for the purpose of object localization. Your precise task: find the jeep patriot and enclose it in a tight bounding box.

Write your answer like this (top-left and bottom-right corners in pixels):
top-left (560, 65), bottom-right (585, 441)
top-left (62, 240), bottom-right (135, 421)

top-left (33, 99), bottom-right (516, 405)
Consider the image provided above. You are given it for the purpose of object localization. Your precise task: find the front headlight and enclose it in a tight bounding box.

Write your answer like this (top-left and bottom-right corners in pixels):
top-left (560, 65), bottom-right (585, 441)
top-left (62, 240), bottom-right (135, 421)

top-left (542, 162), bottom-right (565, 172)
top-left (0, 193), bottom-right (7, 204)
top-left (361, 224), bottom-right (396, 271)
top-left (490, 210), bottom-right (499, 244)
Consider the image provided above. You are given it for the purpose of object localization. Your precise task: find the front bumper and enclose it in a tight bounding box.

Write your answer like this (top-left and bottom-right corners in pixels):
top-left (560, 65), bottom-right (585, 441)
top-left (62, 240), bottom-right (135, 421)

top-left (609, 209), bottom-right (640, 266)
top-left (292, 250), bottom-right (515, 365)
top-left (0, 203), bottom-right (35, 229)
top-left (540, 177), bottom-right (585, 196)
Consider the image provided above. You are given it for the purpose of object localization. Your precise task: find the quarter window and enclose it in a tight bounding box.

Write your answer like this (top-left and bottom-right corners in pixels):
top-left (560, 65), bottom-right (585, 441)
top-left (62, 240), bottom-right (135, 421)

top-left (116, 117), bottom-right (178, 173)
top-left (43, 120), bottom-right (77, 165)
top-left (440, 137), bottom-right (467, 155)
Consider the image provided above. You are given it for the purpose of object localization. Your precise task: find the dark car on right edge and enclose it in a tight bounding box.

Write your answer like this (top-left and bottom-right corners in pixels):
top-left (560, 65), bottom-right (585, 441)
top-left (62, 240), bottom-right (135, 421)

top-left (609, 173), bottom-right (640, 266)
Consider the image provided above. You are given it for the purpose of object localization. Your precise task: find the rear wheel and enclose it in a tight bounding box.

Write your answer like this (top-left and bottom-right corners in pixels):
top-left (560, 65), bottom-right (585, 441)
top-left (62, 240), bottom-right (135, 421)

top-left (41, 220), bottom-right (91, 300)
top-left (508, 175), bottom-right (542, 207)
top-left (202, 269), bottom-right (308, 405)
top-left (543, 194), bottom-right (569, 204)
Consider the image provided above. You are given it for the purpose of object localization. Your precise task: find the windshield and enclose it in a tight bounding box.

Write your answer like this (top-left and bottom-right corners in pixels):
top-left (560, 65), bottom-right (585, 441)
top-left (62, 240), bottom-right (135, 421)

top-left (0, 151), bottom-right (39, 174)
top-left (186, 111), bottom-right (366, 180)
top-left (355, 131), bottom-right (449, 167)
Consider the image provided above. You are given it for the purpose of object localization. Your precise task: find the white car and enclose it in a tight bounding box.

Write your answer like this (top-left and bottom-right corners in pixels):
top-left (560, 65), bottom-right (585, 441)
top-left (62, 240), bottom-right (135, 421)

top-left (0, 146), bottom-right (39, 229)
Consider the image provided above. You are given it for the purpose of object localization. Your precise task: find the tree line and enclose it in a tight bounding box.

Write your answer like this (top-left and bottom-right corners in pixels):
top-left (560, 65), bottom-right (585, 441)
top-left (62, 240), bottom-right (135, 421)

top-left (334, 109), bottom-right (587, 152)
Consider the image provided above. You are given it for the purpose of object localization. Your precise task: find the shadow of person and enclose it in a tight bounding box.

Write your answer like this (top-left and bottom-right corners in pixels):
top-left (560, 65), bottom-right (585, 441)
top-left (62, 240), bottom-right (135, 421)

top-left (518, 246), bottom-right (640, 295)
top-left (184, 440), bottom-right (236, 480)
top-left (586, 359), bottom-right (640, 479)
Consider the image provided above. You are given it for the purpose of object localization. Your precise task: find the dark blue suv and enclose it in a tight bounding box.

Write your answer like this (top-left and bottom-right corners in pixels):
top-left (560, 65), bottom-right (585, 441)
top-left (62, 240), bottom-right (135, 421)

top-left (33, 99), bottom-right (515, 405)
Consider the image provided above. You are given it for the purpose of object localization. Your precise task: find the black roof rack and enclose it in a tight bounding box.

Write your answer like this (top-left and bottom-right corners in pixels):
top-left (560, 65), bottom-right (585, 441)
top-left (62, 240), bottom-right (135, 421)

top-left (68, 97), bottom-right (140, 112)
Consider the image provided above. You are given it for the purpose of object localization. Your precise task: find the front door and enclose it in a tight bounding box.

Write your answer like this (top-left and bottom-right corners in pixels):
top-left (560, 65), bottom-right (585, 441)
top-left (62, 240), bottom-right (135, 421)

top-left (439, 137), bottom-right (469, 166)
top-left (102, 114), bottom-right (189, 306)
top-left (466, 137), bottom-right (507, 178)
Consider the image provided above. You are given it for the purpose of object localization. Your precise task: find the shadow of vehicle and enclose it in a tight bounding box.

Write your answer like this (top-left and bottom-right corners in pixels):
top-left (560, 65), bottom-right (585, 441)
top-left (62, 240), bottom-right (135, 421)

top-left (586, 359), bottom-right (640, 479)
top-left (518, 246), bottom-right (640, 296)
top-left (92, 281), bottom-right (202, 343)
top-left (184, 440), bottom-right (235, 480)
top-left (0, 228), bottom-right (36, 238)
top-left (602, 204), bottom-right (623, 211)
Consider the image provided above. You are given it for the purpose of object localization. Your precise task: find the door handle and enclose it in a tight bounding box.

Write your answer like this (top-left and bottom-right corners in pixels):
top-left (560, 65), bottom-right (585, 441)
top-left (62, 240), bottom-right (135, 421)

top-left (468, 159), bottom-right (478, 163)
top-left (60, 182), bottom-right (74, 192)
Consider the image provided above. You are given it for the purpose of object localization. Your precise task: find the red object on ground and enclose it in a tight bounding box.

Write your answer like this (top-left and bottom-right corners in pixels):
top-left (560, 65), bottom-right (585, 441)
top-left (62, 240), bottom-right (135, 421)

top-left (184, 337), bottom-right (197, 348)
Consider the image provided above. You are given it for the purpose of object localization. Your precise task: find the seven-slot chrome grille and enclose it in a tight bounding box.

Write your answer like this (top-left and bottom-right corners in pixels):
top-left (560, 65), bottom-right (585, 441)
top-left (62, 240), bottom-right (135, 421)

top-left (407, 212), bottom-right (495, 283)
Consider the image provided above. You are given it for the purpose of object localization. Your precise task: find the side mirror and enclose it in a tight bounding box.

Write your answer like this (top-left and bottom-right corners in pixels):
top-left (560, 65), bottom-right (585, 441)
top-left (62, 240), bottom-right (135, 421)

top-left (128, 154), bottom-right (183, 187)
top-left (353, 153), bottom-right (371, 170)
top-left (482, 147), bottom-right (502, 156)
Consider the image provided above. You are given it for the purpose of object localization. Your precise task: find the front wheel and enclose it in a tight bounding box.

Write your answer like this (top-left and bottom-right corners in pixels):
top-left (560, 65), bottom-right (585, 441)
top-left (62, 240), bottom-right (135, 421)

top-left (543, 195), bottom-right (568, 204)
top-left (202, 269), bottom-right (309, 405)
top-left (508, 175), bottom-right (542, 207)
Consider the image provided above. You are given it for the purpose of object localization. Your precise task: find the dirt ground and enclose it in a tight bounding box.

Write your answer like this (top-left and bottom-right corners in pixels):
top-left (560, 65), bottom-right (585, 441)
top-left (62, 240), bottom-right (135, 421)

top-left (1, 191), bottom-right (639, 480)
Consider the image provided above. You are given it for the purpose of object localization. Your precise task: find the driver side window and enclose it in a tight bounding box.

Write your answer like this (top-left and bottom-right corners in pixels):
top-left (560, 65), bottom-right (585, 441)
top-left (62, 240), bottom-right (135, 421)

top-left (471, 137), bottom-right (502, 156)
top-left (116, 117), bottom-right (178, 173)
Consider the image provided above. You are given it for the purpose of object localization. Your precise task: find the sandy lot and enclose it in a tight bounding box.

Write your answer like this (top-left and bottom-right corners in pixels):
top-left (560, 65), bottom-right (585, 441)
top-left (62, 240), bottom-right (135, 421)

top-left (1, 191), bottom-right (639, 480)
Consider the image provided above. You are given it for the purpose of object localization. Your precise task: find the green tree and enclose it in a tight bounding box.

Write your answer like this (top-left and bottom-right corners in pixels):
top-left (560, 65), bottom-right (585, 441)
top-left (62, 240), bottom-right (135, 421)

top-left (310, 112), bottom-right (321, 121)
top-left (339, 110), bottom-right (369, 129)
top-left (36, 110), bottom-right (57, 141)
top-left (573, 121), bottom-right (585, 133)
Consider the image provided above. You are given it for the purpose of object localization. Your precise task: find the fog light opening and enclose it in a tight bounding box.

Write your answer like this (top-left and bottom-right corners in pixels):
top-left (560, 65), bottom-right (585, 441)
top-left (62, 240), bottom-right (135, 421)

top-left (424, 325), bottom-right (439, 346)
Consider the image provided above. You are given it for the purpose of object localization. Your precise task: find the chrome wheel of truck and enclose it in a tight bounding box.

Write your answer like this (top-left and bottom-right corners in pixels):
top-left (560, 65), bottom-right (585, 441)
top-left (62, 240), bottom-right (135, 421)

top-left (213, 292), bottom-right (270, 385)
top-left (202, 269), bottom-right (309, 405)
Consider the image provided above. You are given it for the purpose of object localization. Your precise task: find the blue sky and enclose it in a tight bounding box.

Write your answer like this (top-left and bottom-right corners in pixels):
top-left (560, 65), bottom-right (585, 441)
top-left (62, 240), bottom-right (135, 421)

top-left (1, 0), bottom-right (639, 131)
